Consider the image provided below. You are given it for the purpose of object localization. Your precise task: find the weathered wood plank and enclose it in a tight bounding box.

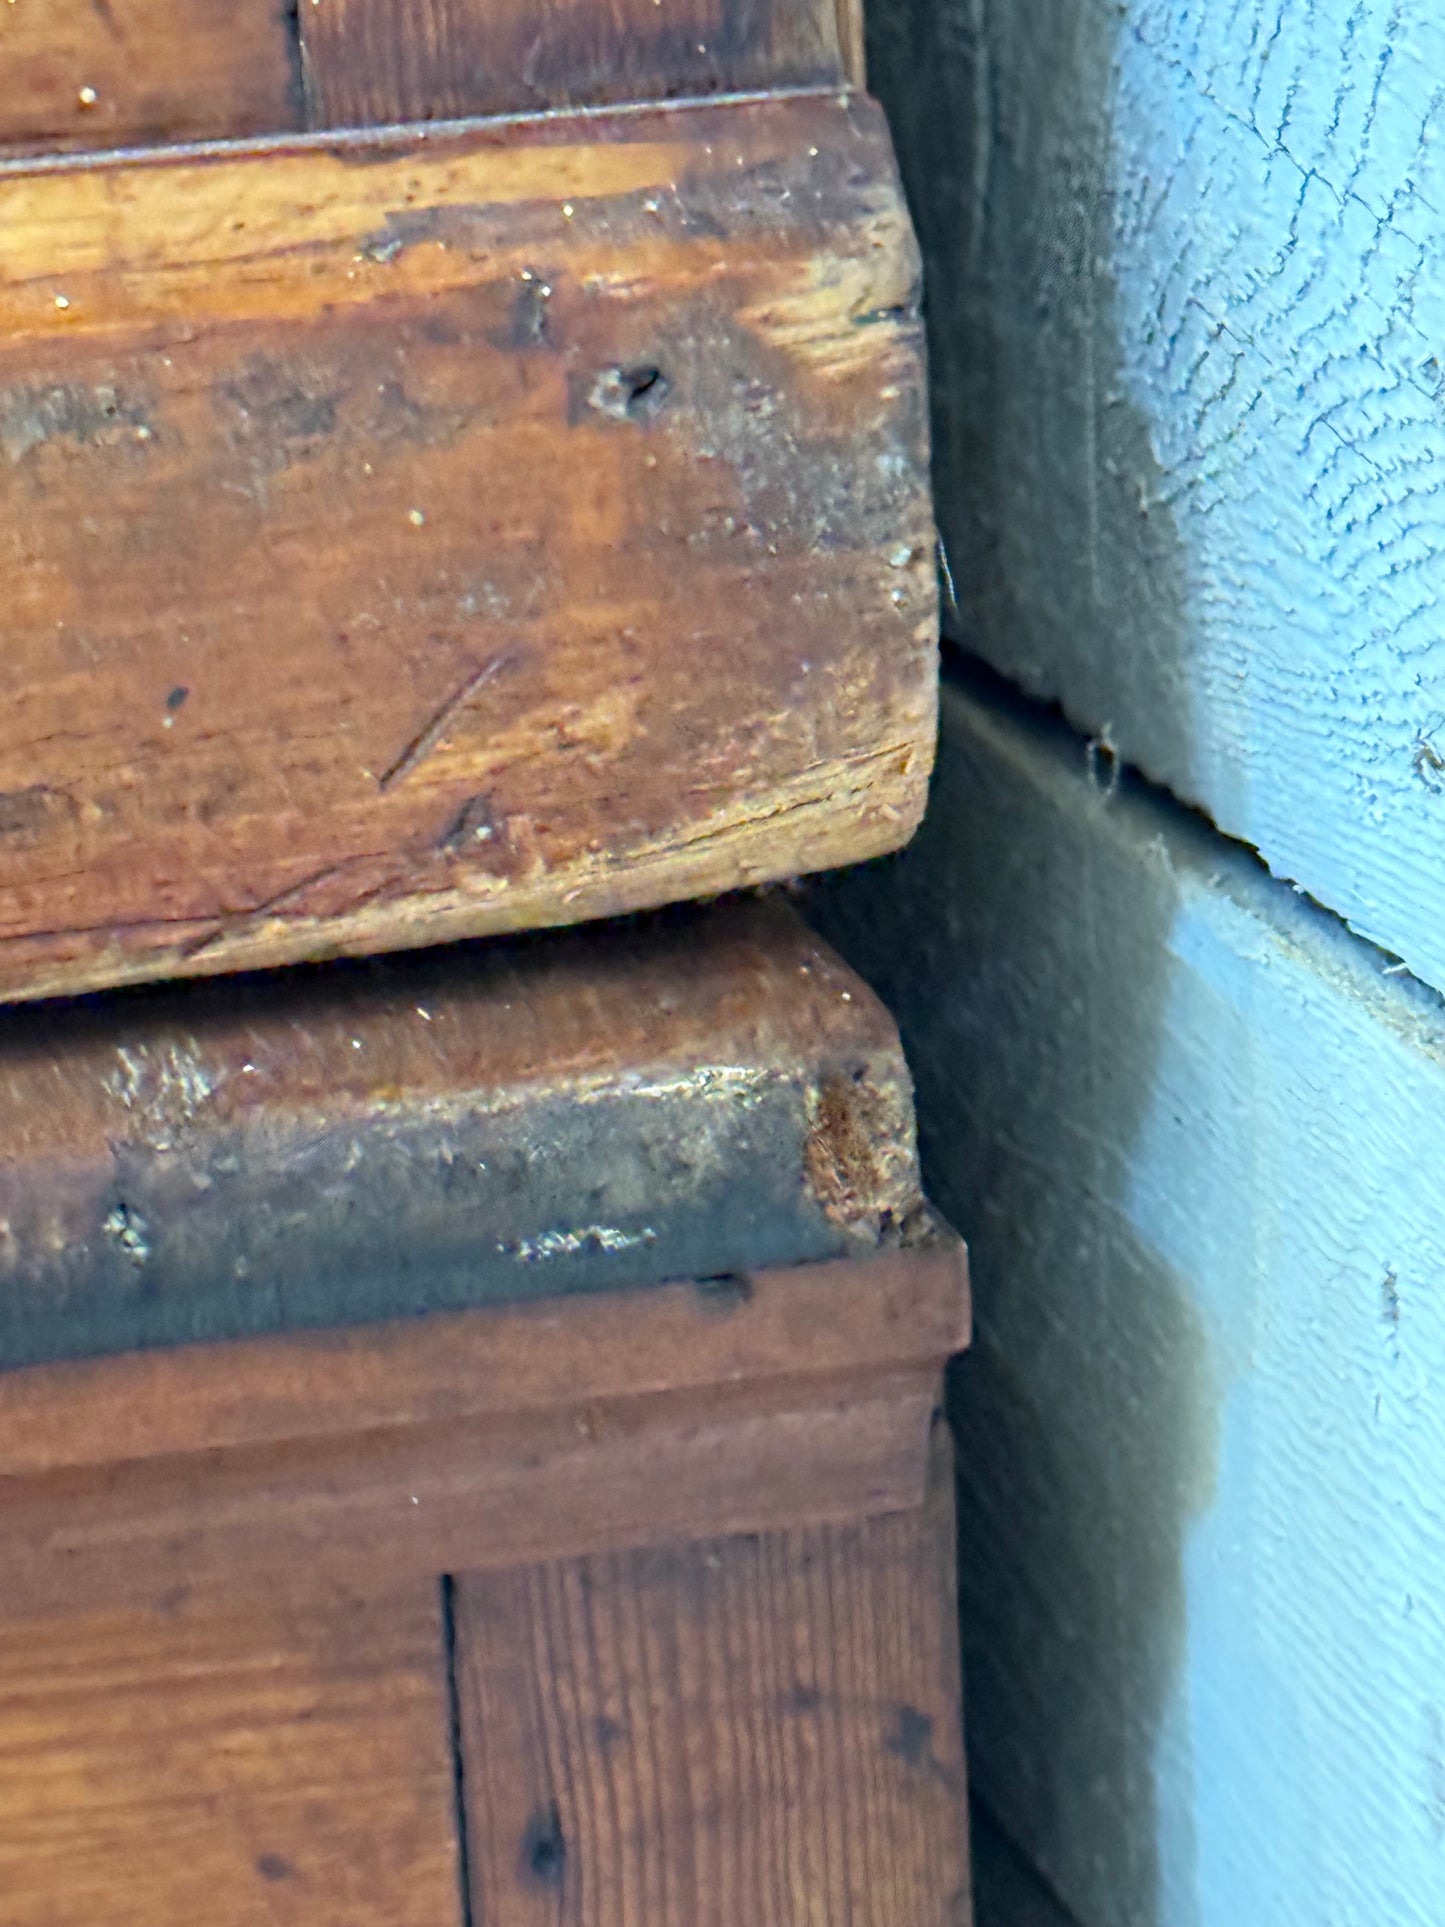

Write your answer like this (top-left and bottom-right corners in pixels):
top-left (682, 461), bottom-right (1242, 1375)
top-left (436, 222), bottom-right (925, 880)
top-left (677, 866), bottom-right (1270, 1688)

top-left (872, 0), bottom-right (1445, 989)
top-left (0, 1239), bottom-right (968, 1619)
top-left (0, 1238), bottom-right (967, 1480)
top-left (811, 672), bottom-right (1445, 1927)
top-left (0, 1579), bottom-right (461, 1926)
top-left (0, 0), bottom-right (302, 154)
top-left (453, 1425), bottom-right (969, 1925)
top-left (0, 93), bottom-right (932, 1001)
top-left (300, 0), bottom-right (853, 126)
top-left (0, 901), bottom-right (921, 1368)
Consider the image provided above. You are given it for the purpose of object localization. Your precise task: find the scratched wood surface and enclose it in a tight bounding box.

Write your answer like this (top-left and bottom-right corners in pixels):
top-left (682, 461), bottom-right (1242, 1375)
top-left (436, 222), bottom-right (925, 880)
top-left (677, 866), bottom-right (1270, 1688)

top-left (0, 93), bottom-right (931, 1001)
top-left (300, 0), bottom-right (858, 126)
top-left (0, 901), bottom-right (922, 1368)
top-left (0, 1237), bottom-right (967, 1619)
top-left (453, 1423), bottom-right (970, 1925)
top-left (0, 0), bottom-right (302, 155)
top-left (0, 1578), bottom-right (462, 1927)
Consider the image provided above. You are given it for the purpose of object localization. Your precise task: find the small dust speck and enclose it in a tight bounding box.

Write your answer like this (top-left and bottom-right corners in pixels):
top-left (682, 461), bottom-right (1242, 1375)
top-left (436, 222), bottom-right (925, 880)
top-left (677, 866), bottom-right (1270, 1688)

top-left (104, 1202), bottom-right (150, 1266)
top-left (408, 507), bottom-right (426, 526)
top-left (77, 85), bottom-right (98, 107)
top-left (561, 202), bottom-right (575, 218)
top-left (53, 294), bottom-right (70, 310)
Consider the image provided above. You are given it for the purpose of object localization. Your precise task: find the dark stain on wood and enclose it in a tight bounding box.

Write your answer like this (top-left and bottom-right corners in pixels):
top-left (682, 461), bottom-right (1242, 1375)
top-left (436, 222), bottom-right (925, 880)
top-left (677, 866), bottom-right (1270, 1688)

top-left (0, 95), bottom-right (933, 1001)
top-left (0, 787), bottom-right (77, 841)
top-left (521, 1804), bottom-right (568, 1890)
top-left (0, 901), bottom-right (924, 1368)
top-left (0, 382), bottom-right (152, 463)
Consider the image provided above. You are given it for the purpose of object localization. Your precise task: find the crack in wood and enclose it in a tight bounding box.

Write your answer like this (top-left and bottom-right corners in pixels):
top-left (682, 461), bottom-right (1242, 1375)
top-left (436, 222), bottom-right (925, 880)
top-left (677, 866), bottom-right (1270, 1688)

top-left (379, 655), bottom-right (513, 793)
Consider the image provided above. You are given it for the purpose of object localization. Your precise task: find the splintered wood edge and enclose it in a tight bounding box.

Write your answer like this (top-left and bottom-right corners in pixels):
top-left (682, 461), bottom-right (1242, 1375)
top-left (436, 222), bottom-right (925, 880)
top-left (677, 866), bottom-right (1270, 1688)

top-left (0, 1236), bottom-right (970, 1479)
top-left (0, 741), bottom-right (935, 1003)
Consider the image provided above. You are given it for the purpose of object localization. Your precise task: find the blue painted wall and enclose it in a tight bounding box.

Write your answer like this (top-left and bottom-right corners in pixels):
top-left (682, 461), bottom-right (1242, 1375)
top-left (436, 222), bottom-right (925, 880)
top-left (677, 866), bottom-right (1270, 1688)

top-left (874, 0), bottom-right (1445, 990)
top-left (815, 680), bottom-right (1445, 1927)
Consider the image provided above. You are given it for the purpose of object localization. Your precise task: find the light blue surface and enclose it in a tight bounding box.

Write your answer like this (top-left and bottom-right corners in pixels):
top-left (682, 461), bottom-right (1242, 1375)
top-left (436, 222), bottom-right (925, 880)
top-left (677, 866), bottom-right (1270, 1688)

top-left (897, 0), bottom-right (1445, 989)
top-left (813, 679), bottom-right (1445, 1927)
top-left (1126, 886), bottom-right (1445, 1926)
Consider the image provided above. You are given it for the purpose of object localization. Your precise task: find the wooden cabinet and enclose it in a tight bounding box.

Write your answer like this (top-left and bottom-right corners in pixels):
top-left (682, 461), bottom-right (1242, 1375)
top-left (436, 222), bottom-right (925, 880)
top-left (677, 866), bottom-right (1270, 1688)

top-left (0, 6), bottom-right (960, 1913)
top-left (0, 903), bottom-right (971, 1919)
top-left (0, 1244), bottom-right (969, 1923)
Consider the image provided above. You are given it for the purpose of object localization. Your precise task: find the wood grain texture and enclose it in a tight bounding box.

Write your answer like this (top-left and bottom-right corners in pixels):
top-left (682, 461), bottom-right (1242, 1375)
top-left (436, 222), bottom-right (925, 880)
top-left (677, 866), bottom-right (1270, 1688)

top-left (300, 0), bottom-right (851, 125)
top-left (0, 93), bottom-right (932, 1002)
top-left (811, 671), bottom-right (1445, 1927)
top-left (0, 900), bottom-right (921, 1368)
top-left (0, 1239), bottom-right (969, 1479)
top-left (0, 0), bottom-right (301, 154)
top-left (0, 1239), bottom-right (968, 1618)
top-left (872, 0), bottom-right (1445, 991)
top-left (453, 1428), bottom-right (969, 1925)
top-left (0, 1579), bottom-right (461, 1926)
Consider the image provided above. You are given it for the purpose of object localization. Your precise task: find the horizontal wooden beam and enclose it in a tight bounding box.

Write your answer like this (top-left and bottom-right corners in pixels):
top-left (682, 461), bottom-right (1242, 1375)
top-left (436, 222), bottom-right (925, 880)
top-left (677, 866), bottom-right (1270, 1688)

top-left (0, 899), bottom-right (922, 1370)
top-left (0, 92), bottom-right (933, 1001)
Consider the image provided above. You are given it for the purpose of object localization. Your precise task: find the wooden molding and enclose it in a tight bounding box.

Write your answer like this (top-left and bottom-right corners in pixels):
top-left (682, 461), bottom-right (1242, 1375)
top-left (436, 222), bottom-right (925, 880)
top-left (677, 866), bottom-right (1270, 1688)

top-left (0, 1237), bottom-right (967, 1618)
top-left (0, 93), bottom-right (932, 1003)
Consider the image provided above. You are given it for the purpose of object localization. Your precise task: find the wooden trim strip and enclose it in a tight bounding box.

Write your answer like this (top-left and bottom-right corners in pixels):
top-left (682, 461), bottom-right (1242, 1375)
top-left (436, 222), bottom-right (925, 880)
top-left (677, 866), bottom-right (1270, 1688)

top-left (0, 1240), bottom-right (966, 1616)
top-left (0, 1240), bottom-right (968, 1478)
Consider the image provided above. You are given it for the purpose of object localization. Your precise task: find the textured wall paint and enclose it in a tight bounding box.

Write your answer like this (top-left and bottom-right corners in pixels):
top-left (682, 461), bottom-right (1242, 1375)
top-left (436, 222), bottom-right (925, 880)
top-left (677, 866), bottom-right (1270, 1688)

top-left (813, 675), bottom-right (1445, 1927)
top-left (870, 0), bottom-right (1445, 990)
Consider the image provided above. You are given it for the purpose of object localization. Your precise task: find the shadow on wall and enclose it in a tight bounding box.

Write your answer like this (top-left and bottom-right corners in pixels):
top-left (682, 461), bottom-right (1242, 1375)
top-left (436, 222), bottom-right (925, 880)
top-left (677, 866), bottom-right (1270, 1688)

top-left (808, 4), bottom-right (1217, 1923)
top-left (809, 676), bottom-right (1218, 1927)
top-left (876, 0), bottom-right (1200, 780)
